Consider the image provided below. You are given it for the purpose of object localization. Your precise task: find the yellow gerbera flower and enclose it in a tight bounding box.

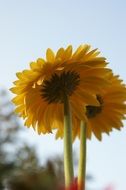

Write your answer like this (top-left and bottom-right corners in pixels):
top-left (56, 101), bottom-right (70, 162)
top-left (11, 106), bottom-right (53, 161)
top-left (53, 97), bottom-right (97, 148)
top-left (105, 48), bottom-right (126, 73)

top-left (84, 74), bottom-right (126, 140)
top-left (10, 45), bottom-right (111, 136)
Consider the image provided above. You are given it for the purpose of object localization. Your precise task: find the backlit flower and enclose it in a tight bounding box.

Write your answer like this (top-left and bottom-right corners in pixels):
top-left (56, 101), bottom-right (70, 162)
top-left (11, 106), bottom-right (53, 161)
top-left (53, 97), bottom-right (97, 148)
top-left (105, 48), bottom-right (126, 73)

top-left (85, 74), bottom-right (126, 140)
top-left (10, 45), bottom-right (110, 136)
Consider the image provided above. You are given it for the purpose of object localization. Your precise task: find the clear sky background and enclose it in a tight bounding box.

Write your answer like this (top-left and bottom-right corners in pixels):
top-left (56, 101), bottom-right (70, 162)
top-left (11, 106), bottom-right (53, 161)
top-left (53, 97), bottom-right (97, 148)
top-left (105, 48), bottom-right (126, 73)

top-left (0, 0), bottom-right (126, 190)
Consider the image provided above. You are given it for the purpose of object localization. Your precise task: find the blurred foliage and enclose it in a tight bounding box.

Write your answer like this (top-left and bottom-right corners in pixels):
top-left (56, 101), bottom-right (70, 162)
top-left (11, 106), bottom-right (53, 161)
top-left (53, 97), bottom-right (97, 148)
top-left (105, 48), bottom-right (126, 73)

top-left (0, 89), bottom-right (20, 189)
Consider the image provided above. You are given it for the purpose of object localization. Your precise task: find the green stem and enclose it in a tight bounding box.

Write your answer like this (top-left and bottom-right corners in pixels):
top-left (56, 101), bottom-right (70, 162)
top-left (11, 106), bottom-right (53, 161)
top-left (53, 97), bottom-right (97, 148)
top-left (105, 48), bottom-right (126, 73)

top-left (64, 95), bottom-right (74, 188)
top-left (78, 121), bottom-right (87, 190)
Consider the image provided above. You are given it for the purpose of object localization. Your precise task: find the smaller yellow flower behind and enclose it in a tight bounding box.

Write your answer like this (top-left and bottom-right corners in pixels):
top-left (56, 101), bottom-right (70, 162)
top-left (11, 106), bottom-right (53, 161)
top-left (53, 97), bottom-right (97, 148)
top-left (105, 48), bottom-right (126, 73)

top-left (10, 45), bottom-right (112, 138)
top-left (85, 74), bottom-right (126, 140)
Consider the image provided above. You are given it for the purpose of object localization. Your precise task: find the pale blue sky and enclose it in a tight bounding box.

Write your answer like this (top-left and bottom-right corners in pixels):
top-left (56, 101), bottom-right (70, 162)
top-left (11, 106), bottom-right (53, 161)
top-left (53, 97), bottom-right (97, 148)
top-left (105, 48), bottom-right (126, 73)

top-left (0, 1), bottom-right (126, 190)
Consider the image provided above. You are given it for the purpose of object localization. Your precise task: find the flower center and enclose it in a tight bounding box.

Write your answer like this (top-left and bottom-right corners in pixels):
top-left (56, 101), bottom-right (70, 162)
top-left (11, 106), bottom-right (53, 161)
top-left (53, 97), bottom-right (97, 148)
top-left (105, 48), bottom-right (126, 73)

top-left (41, 71), bottom-right (80, 103)
top-left (86, 95), bottom-right (103, 118)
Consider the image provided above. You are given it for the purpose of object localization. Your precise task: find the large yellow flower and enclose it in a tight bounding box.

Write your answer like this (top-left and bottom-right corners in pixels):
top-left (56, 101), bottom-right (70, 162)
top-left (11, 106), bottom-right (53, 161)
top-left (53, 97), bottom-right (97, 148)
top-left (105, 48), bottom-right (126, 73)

top-left (83, 74), bottom-right (126, 140)
top-left (10, 45), bottom-right (111, 136)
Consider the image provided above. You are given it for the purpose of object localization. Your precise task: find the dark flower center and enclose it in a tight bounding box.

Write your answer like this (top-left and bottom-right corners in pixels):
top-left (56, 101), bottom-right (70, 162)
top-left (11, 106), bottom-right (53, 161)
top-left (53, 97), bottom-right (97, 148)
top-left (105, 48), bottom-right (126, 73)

top-left (86, 95), bottom-right (103, 118)
top-left (41, 71), bottom-right (80, 103)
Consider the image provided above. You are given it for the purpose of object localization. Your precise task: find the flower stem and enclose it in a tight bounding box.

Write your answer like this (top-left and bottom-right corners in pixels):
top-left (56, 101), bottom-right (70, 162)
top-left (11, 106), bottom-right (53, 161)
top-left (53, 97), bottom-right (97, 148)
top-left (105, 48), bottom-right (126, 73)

top-left (78, 121), bottom-right (87, 190)
top-left (64, 95), bottom-right (74, 188)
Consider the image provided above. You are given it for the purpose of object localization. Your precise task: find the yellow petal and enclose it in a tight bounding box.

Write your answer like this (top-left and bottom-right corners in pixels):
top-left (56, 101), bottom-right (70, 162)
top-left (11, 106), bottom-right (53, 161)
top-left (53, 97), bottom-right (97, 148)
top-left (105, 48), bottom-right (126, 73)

top-left (72, 45), bottom-right (85, 58)
top-left (46, 48), bottom-right (55, 62)
top-left (12, 94), bottom-right (25, 105)
top-left (73, 45), bottom-right (90, 60)
top-left (90, 122), bottom-right (102, 141)
top-left (56, 48), bottom-right (65, 59)
top-left (64, 45), bottom-right (72, 60)
top-left (74, 89), bottom-right (100, 106)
